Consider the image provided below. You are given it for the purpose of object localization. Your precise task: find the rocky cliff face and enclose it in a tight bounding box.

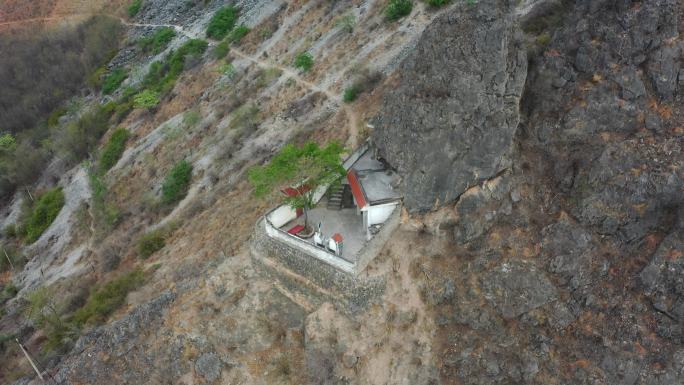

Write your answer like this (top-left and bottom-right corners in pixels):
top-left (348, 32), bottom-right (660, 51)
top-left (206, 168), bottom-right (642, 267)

top-left (408, 1), bottom-right (683, 384)
top-left (372, 0), bottom-right (527, 212)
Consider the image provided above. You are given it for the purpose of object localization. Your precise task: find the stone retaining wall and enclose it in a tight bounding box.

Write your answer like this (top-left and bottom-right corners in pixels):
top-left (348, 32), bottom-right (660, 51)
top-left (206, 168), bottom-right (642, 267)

top-left (251, 219), bottom-right (386, 311)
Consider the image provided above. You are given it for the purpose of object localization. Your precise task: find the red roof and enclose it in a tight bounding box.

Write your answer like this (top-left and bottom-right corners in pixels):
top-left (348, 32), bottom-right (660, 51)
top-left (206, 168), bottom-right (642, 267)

top-left (281, 184), bottom-right (311, 197)
top-left (347, 170), bottom-right (367, 208)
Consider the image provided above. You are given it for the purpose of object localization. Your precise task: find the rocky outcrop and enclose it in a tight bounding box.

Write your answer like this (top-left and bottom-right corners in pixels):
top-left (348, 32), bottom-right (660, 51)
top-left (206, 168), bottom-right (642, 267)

top-left (523, 0), bottom-right (682, 242)
top-left (372, 0), bottom-right (527, 212)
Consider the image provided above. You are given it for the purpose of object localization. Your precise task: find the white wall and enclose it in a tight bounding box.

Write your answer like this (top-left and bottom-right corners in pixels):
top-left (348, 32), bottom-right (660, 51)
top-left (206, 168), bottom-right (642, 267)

top-left (366, 202), bottom-right (399, 226)
top-left (268, 205), bottom-right (298, 228)
top-left (263, 218), bottom-right (356, 274)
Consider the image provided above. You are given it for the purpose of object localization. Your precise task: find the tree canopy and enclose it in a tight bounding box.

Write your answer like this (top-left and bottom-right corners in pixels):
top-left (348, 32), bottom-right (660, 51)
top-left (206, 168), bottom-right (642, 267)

top-left (249, 141), bottom-right (346, 226)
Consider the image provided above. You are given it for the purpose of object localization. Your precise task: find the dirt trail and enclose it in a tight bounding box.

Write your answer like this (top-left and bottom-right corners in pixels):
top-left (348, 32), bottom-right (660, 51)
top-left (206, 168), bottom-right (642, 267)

top-left (0, 14), bottom-right (361, 145)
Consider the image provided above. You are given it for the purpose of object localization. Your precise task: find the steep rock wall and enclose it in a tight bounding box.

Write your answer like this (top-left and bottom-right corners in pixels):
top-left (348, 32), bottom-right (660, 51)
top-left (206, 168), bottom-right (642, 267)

top-left (372, 0), bottom-right (527, 212)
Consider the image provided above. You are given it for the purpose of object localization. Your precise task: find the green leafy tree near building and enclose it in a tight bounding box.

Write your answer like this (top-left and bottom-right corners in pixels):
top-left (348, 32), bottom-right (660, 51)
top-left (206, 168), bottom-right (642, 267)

top-left (249, 141), bottom-right (345, 229)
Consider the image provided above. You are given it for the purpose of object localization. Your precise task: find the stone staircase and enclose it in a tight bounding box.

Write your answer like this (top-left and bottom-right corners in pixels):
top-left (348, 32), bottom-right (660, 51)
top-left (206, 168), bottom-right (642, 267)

top-left (326, 185), bottom-right (344, 210)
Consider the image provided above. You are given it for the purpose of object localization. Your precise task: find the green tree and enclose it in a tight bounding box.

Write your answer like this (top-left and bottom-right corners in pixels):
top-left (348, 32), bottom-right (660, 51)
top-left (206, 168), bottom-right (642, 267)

top-left (248, 141), bottom-right (345, 229)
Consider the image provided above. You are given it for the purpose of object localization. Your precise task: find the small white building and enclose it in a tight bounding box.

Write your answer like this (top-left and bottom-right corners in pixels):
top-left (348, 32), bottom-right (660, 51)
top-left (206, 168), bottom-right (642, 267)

top-left (346, 149), bottom-right (402, 240)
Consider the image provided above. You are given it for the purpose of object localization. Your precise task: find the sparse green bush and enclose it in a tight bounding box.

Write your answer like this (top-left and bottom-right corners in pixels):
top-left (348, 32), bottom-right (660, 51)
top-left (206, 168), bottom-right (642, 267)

top-left (0, 134), bottom-right (16, 152)
top-left (0, 283), bottom-right (19, 302)
top-left (142, 39), bottom-right (208, 94)
top-left (99, 128), bottom-right (129, 173)
top-left (226, 25), bottom-right (250, 44)
top-left (134, 90), bottom-right (160, 109)
top-left (213, 41), bottom-right (230, 59)
top-left (385, 0), bottom-right (413, 21)
top-left (138, 27), bottom-right (176, 54)
top-left (294, 52), bottom-right (314, 72)
top-left (4, 224), bottom-right (16, 238)
top-left (102, 68), bottom-right (128, 94)
top-left (219, 62), bottom-right (236, 77)
top-left (335, 14), bottom-right (356, 33)
top-left (52, 103), bottom-right (116, 164)
top-left (536, 32), bottom-right (551, 46)
top-left (137, 230), bottom-right (166, 258)
top-left (128, 0), bottom-right (143, 17)
top-left (206, 6), bottom-right (239, 39)
top-left (47, 108), bottom-right (67, 127)
top-left (425, 0), bottom-right (450, 6)
top-left (343, 85), bottom-right (360, 103)
top-left (72, 269), bottom-right (145, 325)
top-left (161, 160), bottom-right (193, 204)
top-left (0, 244), bottom-right (25, 272)
top-left (89, 172), bottom-right (121, 235)
top-left (182, 111), bottom-right (202, 128)
top-left (25, 187), bottom-right (65, 243)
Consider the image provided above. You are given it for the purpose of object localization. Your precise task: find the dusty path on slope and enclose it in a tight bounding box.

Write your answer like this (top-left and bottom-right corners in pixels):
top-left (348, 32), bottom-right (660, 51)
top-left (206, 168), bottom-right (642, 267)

top-left (127, 19), bottom-right (361, 147)
top-left (0, 14), bottom-right (361, 145)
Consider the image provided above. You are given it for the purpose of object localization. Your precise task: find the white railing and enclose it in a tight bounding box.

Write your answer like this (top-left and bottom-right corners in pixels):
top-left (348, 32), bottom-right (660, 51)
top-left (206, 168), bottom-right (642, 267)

top-left (263, 208), bottom-right (356, 274)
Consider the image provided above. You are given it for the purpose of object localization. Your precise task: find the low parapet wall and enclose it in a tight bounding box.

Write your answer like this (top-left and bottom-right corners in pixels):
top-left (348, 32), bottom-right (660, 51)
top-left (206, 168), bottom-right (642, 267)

top-left (252, 218), bottom-right (386, 311)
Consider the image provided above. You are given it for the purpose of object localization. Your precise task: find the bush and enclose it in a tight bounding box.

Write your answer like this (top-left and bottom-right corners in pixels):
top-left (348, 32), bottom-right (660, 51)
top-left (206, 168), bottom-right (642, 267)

top-left (335, 14), bottom-right (356, 33)
top-left (137, 231), bottom-right (166, 258)
top-left (294, 52), bottom-right (314, 72)
top-left (134, 90), bottom-right (160, 109)
top-left (102, 68), bottom-right (128, 94)
top-left (0, 244), bottom-right (25, 272)
top-left (206, 6), bottom-right (239, 39)
top-left (0, 283), bottom-right (19, 303)
top-left (385, 0), bottom-right (413, 21)
top-left (72, 269), bottom-right (145, 325)
top-left (138, 27), bottom-right (176, 54)
top-left (128, 0), bottom-right (143, 17)
top-left (4, 224), bottom-right (16, 238)
top-left (161, 160), bottom-right (193, 204)
top-left (343, 85), bottom-right (360, 103)
top-left (213, 41), bottom-right (230, 59)
top-left (25, 188), bottom-right (65, 243)
top-left (142, 39), bottom-right (208, 94)
top-left (425, 0), bottom-right (450, 6)
top-left (52, 103), bottom-right (115, 164)
top-left (99, 128), bottom-right (129, 173)
top-left (226, 25), bottom-right (250, 44)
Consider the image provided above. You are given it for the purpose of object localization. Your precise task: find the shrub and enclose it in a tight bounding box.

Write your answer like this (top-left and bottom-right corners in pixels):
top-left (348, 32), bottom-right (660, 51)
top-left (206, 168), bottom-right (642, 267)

top-left (294, 52), bottom-right (314, 72)
top-left (102, 68), bottom-right (128, 94)
top-left (142, 39), bottom-right (208, 94)
top-left (343, 85), bottom-right (360, 103)
top-left (138, 27), bottom-right (176, 54)
top-left (72, 269), bottom-right (145, 325)
top-left (385, 0), bottom-right (413, 21)
top-left (128, 0), bottom-right (143, 17)
top-left (25, 187), bottom-right (65, 243)
top-left (0, 283), bottom-right (19, 303)
top-left (335, 14), bottom-right (356, 33)
top-left (137, 230), bottom-right (166, 258)
top-left (182, 111), bottom-right (202, 128)
top-left (4, 224), bottom-right (16, 238)
top-left (134, 90), bottom-right (160, 109)
top-left (99, 128), bottom-right (129, 173)
top-left (162, 160), bottom-right (193, 204)
top-left (0, 244), bottom-right (25, 272)
top-left (206, 6), bottom-right (239, 39)
top-left (226, 25), bottom-right (250, 44)
top-left (425, 0), bottom-right (450, 6)
top-left (213, 41), bottom-right (230, 59)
